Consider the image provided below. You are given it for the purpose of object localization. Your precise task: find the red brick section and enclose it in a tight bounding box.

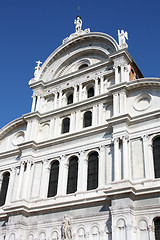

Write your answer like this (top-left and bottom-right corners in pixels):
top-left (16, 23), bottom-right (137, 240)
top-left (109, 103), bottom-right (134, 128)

top-left (129, 61), bottom-right (144, 81)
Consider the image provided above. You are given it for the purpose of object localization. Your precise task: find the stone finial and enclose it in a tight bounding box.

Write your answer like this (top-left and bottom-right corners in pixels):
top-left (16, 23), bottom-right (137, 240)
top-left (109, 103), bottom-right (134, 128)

top-left (118, 30), bottom-right (128, 49)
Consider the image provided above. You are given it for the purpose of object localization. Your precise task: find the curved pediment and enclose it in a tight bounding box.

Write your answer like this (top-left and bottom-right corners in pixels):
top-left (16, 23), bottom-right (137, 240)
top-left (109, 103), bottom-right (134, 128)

top-left (38, 32), bottom-right (119, 82)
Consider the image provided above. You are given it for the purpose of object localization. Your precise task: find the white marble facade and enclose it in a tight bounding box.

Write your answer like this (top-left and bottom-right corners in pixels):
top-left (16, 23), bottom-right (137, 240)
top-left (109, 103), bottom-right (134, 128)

top-left (0, 19), bottom-right (160, 240)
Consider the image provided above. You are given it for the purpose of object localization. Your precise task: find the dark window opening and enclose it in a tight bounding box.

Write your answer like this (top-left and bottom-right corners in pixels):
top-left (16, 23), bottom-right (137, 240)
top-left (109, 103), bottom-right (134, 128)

top-left (153, 137), bottom-right (160, 178)
top-left (79, 64), bottom-right (88, 70)
top-left (62, 118), bottom-right (70, 134)
top-left (0, 172), bottom-right (10, 206)
top-left (83, 111), bottom-right (92, 128)
top-left (47, 161), bottom-right (59, 198)
top-left (67, 156), bottom-right (78, 194)
top-left (154, 218), bottom-right (160, 240)
top-left (87, 87), bottom-right (94, 98)
top-left (67, 94), bottom-right (73, 105)
top-left (87, 152), bottom-right (98, 190)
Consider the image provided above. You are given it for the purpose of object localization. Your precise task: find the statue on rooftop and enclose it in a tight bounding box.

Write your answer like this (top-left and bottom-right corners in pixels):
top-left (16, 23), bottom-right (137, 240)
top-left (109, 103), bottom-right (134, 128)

top-left (118, 30), bottom-right (128, 49)
top-left (34, 60), bottom-right (42, 79)
top-left (74, 16), bottom-right (82, 32)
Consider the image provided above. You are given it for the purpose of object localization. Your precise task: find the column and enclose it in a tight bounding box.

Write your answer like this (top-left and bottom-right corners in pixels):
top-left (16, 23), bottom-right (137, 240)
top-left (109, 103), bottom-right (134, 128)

top-left (98, 103), bottom-right (103, 124)
top-left (16, 162), bottom-right (25, 200)
top-left (59, 91), bottom-right (62, 108)
top-left (120, 91), bottom-right (125, 114)
top-left (57, 156), bottom-right (68, 195)
top-left (114, 65), bottom-right (120, 84)
top-left (31, 119), bottom-right (39, 140)
top-left (73, 85), bottom-right (77, 103)
top-left (114, 138), bottom-right (120, 181)
top-left (92, 105), bottom-right (98, 126)
top-left (95, 78), bottom-right (99, 96)
top-left (40, 160), bottom-right (50, 199)
top-left (98, 145), bottom-right (106, 188)
top-left (54, 117), bottom-right (60, 137)
top-left (54, 92), bottom-right (58, 109)
top-left (35, 95), bottom-right (41, 111)
top-left (148, 225), bottom-right (154, 240)
top-left (148, 143), bottom-right (155, 179)
top-left (23, 160), bottom-right (32, 200)
top-left (122, 135), bottom-right (129, 179)
top-left (120, 65), bottom-right (125, 82)
top-left (79, 83), bottom-right (82, 101)
top-left (75, 110), bottom-right (81, 131)
top-left (5, 167), bottom-right (16, 205)
top-left (31, 95), bottom-right (36, 112)
top-left (49, 118), bottom-right (55, 138)
top-left (77, 151), bottom-right (88, 192)
top-left (100, 76), bottom-right (104, 94)
top-left (25, 120), bottom-right (32, 141)
top-left (142, 135), bottom-right (151, 179)
top-left (0, 175), bottom-right (2, 193)
top-left (125, 64), bottom-right (130, 82)
top-left (70, 112), bottom-right (75, 132)
top-left (113, 93), bottom-right (119, 116)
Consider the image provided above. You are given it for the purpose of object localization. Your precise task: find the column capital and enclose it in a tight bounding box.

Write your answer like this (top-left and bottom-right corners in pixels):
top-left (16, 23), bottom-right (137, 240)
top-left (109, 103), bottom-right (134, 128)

top-left (113, 137), bottom-right (119, 144)
top-left (142, 134), bottom-right (149, 141)
top-left (122, 134), bottom-right (129, 141)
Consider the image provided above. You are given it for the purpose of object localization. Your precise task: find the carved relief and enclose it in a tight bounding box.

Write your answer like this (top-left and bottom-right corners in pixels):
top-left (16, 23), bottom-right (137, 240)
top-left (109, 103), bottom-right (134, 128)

top-left (133, 94), bottom-right (151, 111)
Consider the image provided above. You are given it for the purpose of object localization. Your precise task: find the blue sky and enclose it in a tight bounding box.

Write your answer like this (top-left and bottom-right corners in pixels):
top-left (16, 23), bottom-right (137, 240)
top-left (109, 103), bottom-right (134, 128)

top-left (0, 0), bottom-right (160, 129)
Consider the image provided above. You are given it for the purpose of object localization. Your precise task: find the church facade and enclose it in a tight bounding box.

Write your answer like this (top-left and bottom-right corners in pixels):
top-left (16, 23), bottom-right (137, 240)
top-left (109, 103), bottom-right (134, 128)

top-left (0, 17), bottom-right (160, 240)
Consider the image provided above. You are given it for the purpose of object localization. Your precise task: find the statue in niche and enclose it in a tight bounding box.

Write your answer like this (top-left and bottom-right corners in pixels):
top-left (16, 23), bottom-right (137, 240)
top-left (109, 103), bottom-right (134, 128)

top-left (118, 30), bottom-right (128, 48)
top-left (62, 215), bottom-right (72, 240)
top-left (74, 16), bottom-right (82, 32)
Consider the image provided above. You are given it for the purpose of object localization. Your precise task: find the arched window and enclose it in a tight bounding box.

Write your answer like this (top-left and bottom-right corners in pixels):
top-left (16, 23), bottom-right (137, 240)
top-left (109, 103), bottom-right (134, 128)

top-left (83, 111), bottom-right (92, 128)
top-left (67, 156), bottom-right (78, 194)
top-left (87, 87), bottom-right (94, 98)
top-left (154, 218), bottom-right (160, 240)
top-left (153, 137), bottom-right (160, 178)
top-left (67, 93), bottom-right (73, 105)
top-left (79, 64), bottom-right (88, 70)
top-left (87, 152), bottom-right (98, 190)
top-left (47, 161), bottom-right (59, 197)
top-left (0, 172), bottom-right (10, 206)
top-left (62, 118), bottom-right (70, 134)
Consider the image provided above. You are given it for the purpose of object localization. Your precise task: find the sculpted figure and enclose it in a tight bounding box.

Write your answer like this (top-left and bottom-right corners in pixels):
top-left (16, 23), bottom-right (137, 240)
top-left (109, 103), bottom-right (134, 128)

top-left (118, 30), bottom-right (128, 47)
top-left (74, 16), bottom-right (82, 32)
top-left (62, 215), bottom-right (72, 240)
top-left (34, 60), bottom-right (42, 79)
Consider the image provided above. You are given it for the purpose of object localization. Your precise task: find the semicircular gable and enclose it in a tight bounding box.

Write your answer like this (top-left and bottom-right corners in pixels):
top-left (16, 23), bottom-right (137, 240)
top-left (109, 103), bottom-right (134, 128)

top-left (39, 32), bottom-right (119, 82)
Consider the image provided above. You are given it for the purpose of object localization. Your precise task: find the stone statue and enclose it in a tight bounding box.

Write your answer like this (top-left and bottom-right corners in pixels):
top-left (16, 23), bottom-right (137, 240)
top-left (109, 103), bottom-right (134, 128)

top-left (34, 60), bottom-right (42, 79)
top-left (118, 30), bottom-right (128, 49)
top-left (74, 16), bottom-right (82, 32)
top-left (62, 215), bottom-right (72, 240)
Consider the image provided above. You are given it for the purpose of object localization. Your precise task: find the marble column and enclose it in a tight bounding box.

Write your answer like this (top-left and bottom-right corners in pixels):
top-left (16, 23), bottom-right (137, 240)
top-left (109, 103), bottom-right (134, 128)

top-left (92, 105), bottom-right (98, 126)
top-left (73, 85), bottom-right (77, 103)
top-left (75, 110), bottom-right (81, 131)
top-left (122, 135), bottom-right (129, 180)
top-left (54, 92), bottom-right (58, 109)
top-left (35, 95), bottom-right (41, 111)
top-left (100, 76), bottom-right (104, 94)
top-left (31, 119), bottom-right (39, 141)
top-left (148, 225), bottom-right (154, 240)
top-left (120, 91), bottom-right (125, 114)
top-left (49, 118), bottom-right (55, 138)
top-left (25, 121), bottom-right (32, 141)
top-left (114, 138), bottom-right (120, 181)
top-left (54, 117), bottom-right (60, 137)
top-left (70, 112), bottom-right (75, 132)
top-left (77, 151), bottom-right (88, 192)
top-left (40, 160), bottom-right (50, 199)
top-left (31, 95), bottom-right (36, 112)
top-left (79, 84), bottom-right (83, 101)
top-left (98, 103), bottom-right (103, 124)
top-left (59, 91), bottom-right (62, 108)
top-left (113, 93), bottom-right (119, 116)
top-left (114, 66), bottom-right (120, 84)
top-left (5, 167), bottom-right (16, 205)
top-left (148, 143), bottom-right (155, 179)
top-left (120, 65), bottom-right (125, 82)
top-left (16, 162), bottom-right (25, 200)
top-left (142, 135), bottom-right (151, 179)
top-left (95, 78), bottom-right (99, 96)
top-left (98, 145), bottom-right (106, 188)
top-left (23, 160), bottom-right (32, 200)
top-left (57, 156), bottom-right (68, 195)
